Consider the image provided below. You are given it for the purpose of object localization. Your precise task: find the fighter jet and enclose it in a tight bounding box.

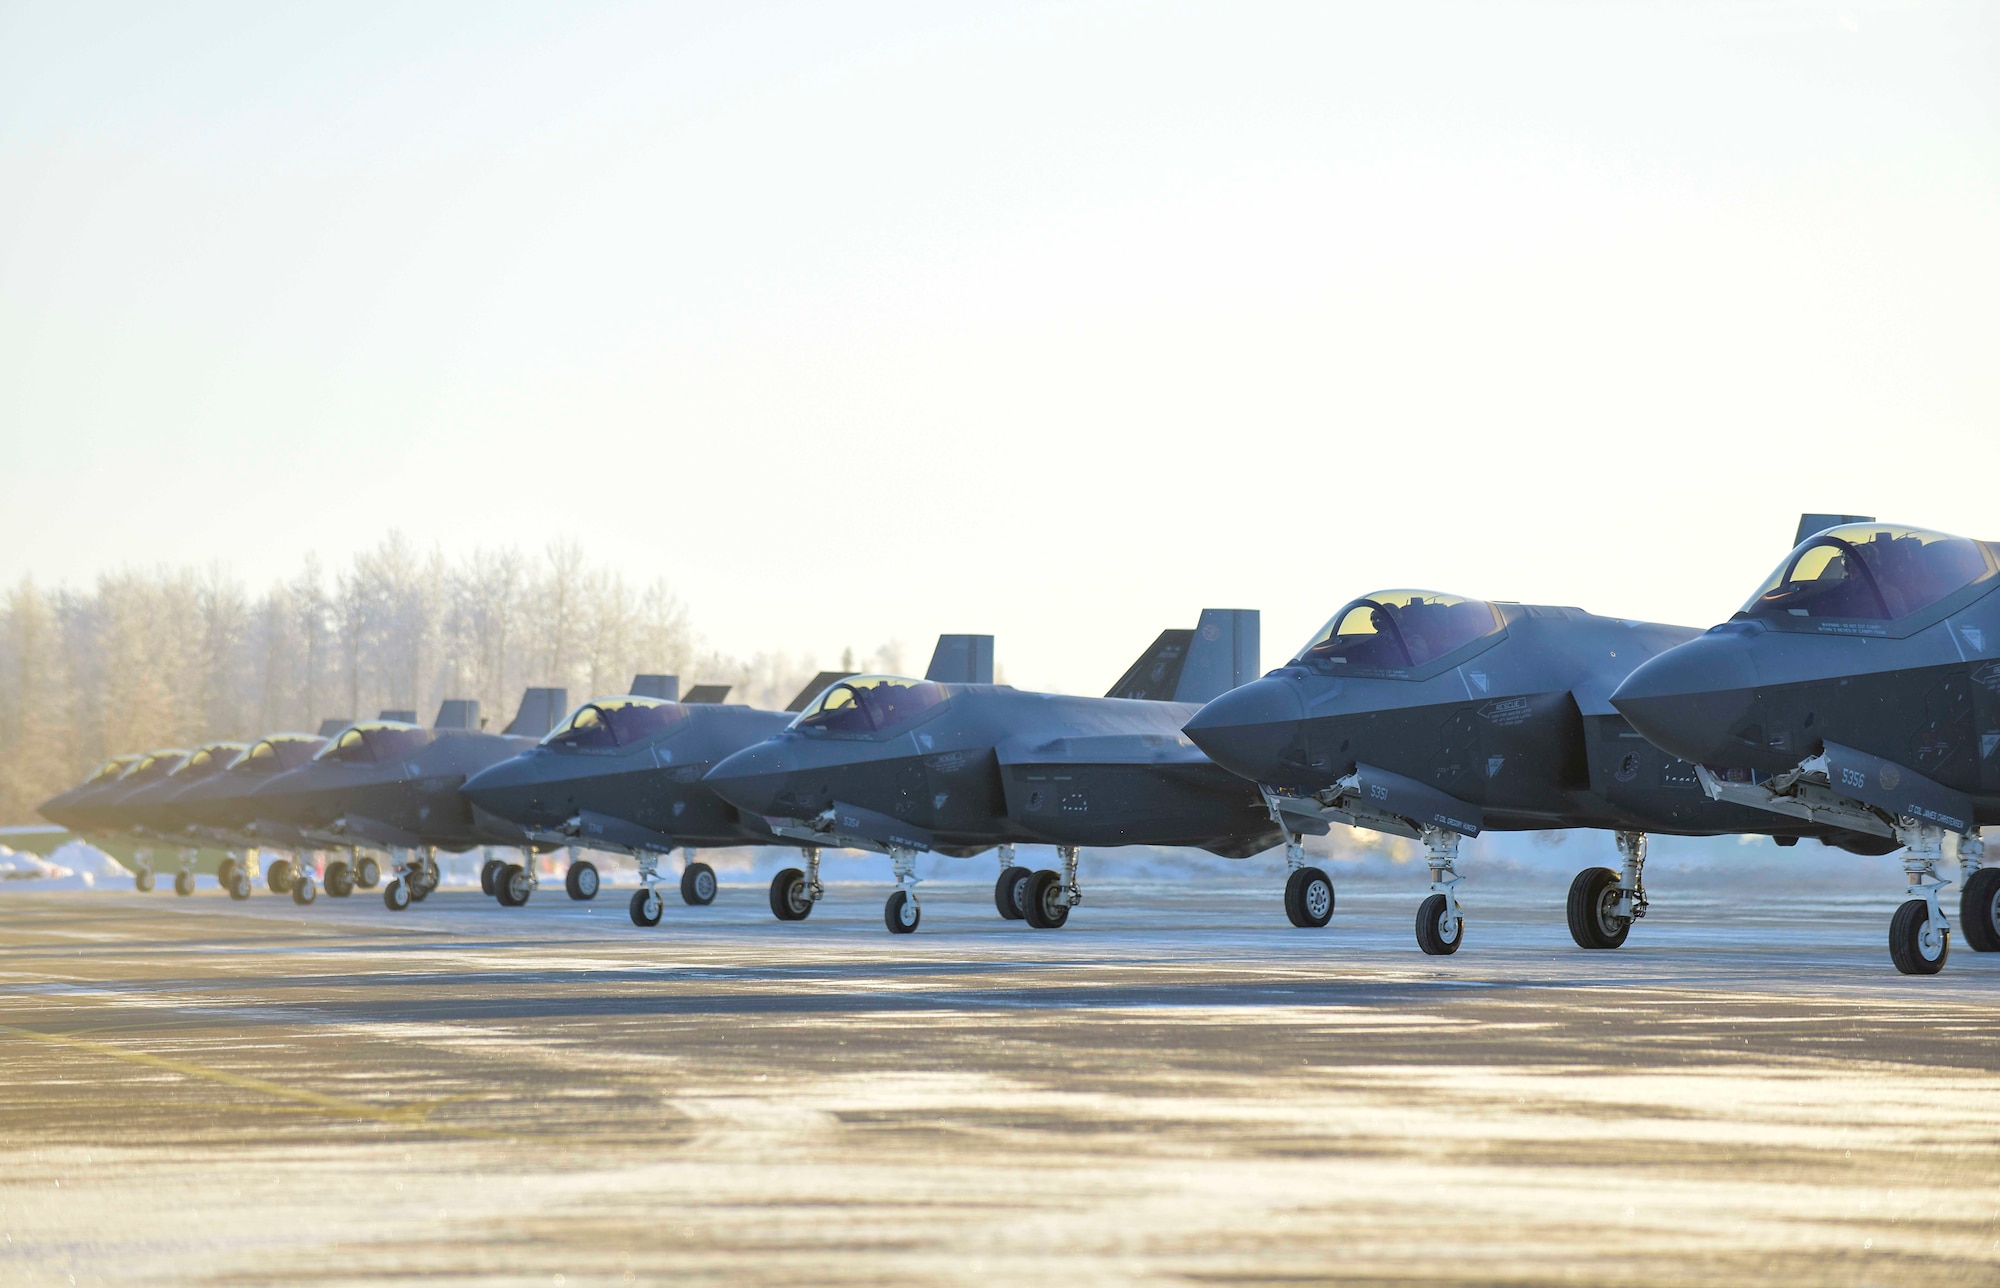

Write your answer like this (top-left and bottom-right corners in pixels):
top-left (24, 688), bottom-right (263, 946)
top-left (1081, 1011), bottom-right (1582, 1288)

top-left (1609, 516), bottom-right (2000, 974)
top-left (703, 612), bottom-right (1274, 935)
top-left (106, 741), bottom-right (249, 895)
top-left (246, 691), bottom-right (566, 908)
top-left (1183, 589), bottom-right (1846, 955)
top-left (38, 753), bottom-right (147, 886)
top-left (168, 732), bottom-right (332, 901)
top-left (463, 643), bottom-right (992, 925)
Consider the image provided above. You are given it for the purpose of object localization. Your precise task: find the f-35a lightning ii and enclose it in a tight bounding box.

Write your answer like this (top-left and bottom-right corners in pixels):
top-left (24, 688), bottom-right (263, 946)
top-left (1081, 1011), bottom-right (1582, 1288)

top-left (1183, 588), bottom-right (1849, 955)
top-left (462, 641), bottom-right (996, 926)
top-left (246, 691), bottom-right (565, 908)
top-left (703, 612), bottom-right (1275, 935)
top-left (1610, 516), bottom-right (2000, 974)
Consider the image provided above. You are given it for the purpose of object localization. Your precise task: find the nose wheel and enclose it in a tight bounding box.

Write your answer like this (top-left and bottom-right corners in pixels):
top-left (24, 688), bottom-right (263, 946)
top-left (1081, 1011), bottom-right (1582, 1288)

top-left (1281, 836), bottom-right (1334, 928)
top-left (629, 887), bottom-right (664, 926)
top-left (1414, 828), bottom-right (1465, 956)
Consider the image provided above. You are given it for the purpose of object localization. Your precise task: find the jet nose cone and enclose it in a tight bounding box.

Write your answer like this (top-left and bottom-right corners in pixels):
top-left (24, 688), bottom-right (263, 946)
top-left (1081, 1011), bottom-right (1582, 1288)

top-left (1183, 676), bottom-right (1308, 783)
top-left (1611, 631), bottom-right (1763, 766)
top-left (703, 742), bottom-right (795, 816)
top-left (460, 756), bottom-right (533, 812)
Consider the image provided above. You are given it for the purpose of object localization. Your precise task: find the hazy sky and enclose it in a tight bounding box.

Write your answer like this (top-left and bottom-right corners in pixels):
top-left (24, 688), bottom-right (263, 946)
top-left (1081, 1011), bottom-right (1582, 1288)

top-left (3, 1), bottom-right (1996, 694)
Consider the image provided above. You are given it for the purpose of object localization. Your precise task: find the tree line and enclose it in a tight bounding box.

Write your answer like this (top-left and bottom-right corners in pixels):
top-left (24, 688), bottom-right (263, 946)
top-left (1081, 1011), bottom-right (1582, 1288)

top-left (0, 536), bottom-right (850, 826)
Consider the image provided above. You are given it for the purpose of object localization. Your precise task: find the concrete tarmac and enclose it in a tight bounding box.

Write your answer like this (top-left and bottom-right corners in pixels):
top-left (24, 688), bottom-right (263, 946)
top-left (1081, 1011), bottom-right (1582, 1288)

top-left (2, 875), bottom-right (1998, 1285)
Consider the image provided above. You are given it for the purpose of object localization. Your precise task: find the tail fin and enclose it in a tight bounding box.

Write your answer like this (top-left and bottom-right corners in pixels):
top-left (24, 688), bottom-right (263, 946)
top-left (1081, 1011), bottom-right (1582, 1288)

top-left (433, 699), bottom-right (480, 730)
top-left (316, 717), bottom-right (354, 738)
top-left (1105, 609), bottom-right (1260, 703)
top-left (378, 709), bottom-right (417, 724)
top-left (629, 674), bottom-right (679, 700)
top-left (682, 684), bottom-right (731, 704)
top-left (785, 671), bottom-right (856, 713)
top-left (1795, 513), bottom-right (1874, 545)
top-left (924, 635), bottom-right (994, 684)
top-left (503, 688), bottom-right (568, 737)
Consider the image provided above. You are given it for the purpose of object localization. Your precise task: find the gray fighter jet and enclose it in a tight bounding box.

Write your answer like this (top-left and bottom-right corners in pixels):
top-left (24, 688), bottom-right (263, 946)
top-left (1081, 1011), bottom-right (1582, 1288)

top-left (702, 611), bottom-right (1273, 935)
top-left (167, 732), bottom-right (331, 899)
top-left (39, 753), bottom-right (156, 887)
top-left (1183, 590), bottom-right (1846, 955)
top-left (1610, 516), bottom-right (2000, 974)
top-left (246, 691), bottom-right (565, 908)
top-left (106, 741), bottom-right (249, 895)
top-left (462, 641), bottom-right (994, 925)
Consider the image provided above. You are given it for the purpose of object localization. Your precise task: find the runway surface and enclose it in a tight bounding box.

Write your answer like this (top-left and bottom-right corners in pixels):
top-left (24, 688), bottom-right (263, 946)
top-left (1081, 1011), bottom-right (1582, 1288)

top-left (3, 874), bottom-right (1998, 1285)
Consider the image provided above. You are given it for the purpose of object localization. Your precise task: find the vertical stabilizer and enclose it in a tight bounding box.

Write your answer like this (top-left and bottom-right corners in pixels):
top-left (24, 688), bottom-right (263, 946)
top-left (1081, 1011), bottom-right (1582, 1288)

top-left (630, 675), bottom-right (680, 701)
top-left (682, 684), bottom-right (732, 704)
top-left (504, 688), bottom-right (568, 737)
top-left (316, 718), bottom-right (354, 738)
top-left (378, 709), bottom-right (417, 724)
top-left (1174, 609), bottom-right (1260, 704)
top-left (1105, 630), bottom-right (1194, 701)
top-left (924, 635), bottom-right (995, 684)
top-left (433, 699), bottom-right (480, 730)
top-left (1795, 513), bottom-right (1874, 545)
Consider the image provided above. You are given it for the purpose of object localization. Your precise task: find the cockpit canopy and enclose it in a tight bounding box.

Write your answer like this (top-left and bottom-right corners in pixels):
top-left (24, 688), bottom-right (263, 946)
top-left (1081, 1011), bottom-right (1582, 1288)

top-left (1293, 591), bottom-right (1505, 674)
top-left (1741, 524), bottom-right (1996, 624)
top-left (170, 743), bottom-right (247, 778)
top-left (87, 756), bottom-right (137, 785)
top-left (230, 735), bottom-right (323, 774)
top-left (311, 721), bottom-right (432, 765)
top-left (790, 675), bottom-right (949, 736)
top-left (120, 750), bottom-right (189, 782)
top-left (543, 697), bottom-right (690, 750)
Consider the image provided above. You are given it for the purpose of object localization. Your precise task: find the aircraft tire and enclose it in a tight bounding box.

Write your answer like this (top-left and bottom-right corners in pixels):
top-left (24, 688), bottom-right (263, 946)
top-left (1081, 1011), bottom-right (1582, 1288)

top-left (768, 869), bottom-right (812, 921)
top-left (884, 889), bottom-right (921, 934)
top-left (1565, 867), bottom-right (1630, 949)
top-left (382, 878), bottom-right (411, 911)
top-left (409, 875), bottom-right (430, 901)
top-left (680, 862), bottom-right (717, 906)
top-left (174, 870), bottom-right (196, 897)
top-left (1959, 869), bottom-right (2000, 952)
top-left (228, 870), bottom-right (253, 901)
top-left (1283, 867), bottom-right (1335, 928)
top-left (216, 858), bottom-right (238, 891)
top-left (267, 859), bottom-right (294, 894)
top-left (1021, 869), bottom-right (1069, 929)
top-left (994, 866), bottom-right (1032, 920)
top-left (291, 873), bottom-right (317, 905)
top-left (565, 860), bottom-right (600, 901)
top-left (496, 863), bottom-right (531, 907)
top-left (355, 857), bottom-right (380, 889)
top-left (630, 888), bottom-right (664, 927)
top-left (324, 861), bottom-right (354, 898)
top-left (1888, 898), bottom-right (1947, 975)
top-left (1414, 893), bottom-right (1462, 956)
top-left (480, 859), bottom-right (503, 897)
top-left (134, 869), bottom-right (154, 893)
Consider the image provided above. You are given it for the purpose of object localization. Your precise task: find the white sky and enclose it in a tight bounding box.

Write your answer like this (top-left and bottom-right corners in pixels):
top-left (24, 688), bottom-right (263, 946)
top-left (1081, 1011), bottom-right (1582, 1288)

top-left (3, 1), bottom-right (1996, 695)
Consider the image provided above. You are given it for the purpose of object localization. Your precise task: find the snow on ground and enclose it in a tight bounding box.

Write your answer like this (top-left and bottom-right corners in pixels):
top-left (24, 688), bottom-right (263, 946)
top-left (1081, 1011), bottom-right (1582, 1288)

top-left (0, 840), bottom-right (130, 891)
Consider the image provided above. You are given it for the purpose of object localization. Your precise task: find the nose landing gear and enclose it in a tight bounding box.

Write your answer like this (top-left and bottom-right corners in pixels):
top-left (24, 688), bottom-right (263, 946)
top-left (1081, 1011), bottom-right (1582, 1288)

top-left (1414, 828), bottom-right (1464, 956)
top-left (883, 846), bottom-right (922, 934)
top-left (1890, 824), bottom-right (1951, 976)
top-left (1280, 834), bottom-right (1334, 928)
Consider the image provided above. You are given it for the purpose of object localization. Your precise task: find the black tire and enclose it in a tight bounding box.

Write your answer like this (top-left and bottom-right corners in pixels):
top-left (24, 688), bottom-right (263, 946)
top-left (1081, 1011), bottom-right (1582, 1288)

top-left (228, 870), bottom-right (253, 901)
top-left (174, 869), bottom-right (196, 897)
top-left (1566, 867), bottom-right (1631, 950)
top-left (382, 879), bottom-right (411, 911)
top-left (135, 869), bottom-right (154, 893)
top-left (216, 858), bottom-right (238, 891)
top-left (267, 859), bottom-right (294, 894)
top-left (480, 858), bottom-right (503, 896)
top-left (1889, 898), bottom-right (1948, 975)
top-left (680, 862), bottom-right (717, 906)
top-left (1959, 869), bottom-right (2000, 953)
top-left (994, 865), bottom-right (1031, 920)
top-left (884, 889), bottom-right (921, 934)
top-left (1021, 869), bottom-right (1070, 929)
top-left (291, 873), bottom-right (317, 905)
top-left (324, 860), bottom-right (354, 899)
top-left (355, 856), bottom-right (380, 889)
top-left (565, 860), bottom-right (600, 901)
top-left (497, 863), bottom-right (531, 907)
top-left (630, 888), bottom-right (663, 927)
top-left (1414, 892), bottom-right (1462, 956)
top-left (768, 868), bottom-right (812, 921)
top-left (1283, 867), bottom-right (1335, 928)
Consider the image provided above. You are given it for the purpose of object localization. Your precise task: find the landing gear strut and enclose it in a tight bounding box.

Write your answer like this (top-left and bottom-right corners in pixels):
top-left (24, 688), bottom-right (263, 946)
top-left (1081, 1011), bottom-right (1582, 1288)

top-left (172, 848), bottom-right (199, 897)
top-left (495, 847), bottom-right (537, 907)
top-left (132, 847), bottom-right (155, 892)
top-left (1414, 827), bottom-right (1464, 955)
top-left (769, 845), bottom-right (821, 922)
top-left (1890, 822), bottom-right (1951, 975)
top-left (884, 846), bottom-right (921, 933)
top-left (1568, 831), bottom-right (1648, 950)
top-left (1281, 833), bottom-right (1334, 928)
top-left (1023, 846), bottom-right (1081, 930)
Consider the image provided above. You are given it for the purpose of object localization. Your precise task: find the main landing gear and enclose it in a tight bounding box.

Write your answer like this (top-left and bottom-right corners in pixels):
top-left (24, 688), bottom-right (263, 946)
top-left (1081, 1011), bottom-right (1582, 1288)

top-left (131, 847), bottom-right (155, 892)
top-left (626, 847), bottom-right (715, 927)
top-left (564, 847), bottom-right (600, 901)
top-left (1960, 831), bottom-right (1999, 953)
top-left (383, 845), bottom-right (440, 912)
top-left (1281, 833), bottom-right (1334, 928)
top-left (1413, 828), bottom-right (1465, 956)
top-left (994, 844), bottom-right (1030, 921)
top-left (266, 856), bottom-right (296, 894)
top-left (172, 848), bottom-right (200, 897)
top-left (769, 846), bottom-right (823, 923)
top-left (1021, 846), bottom-right (1082, 930)
top-left (1567, 831), bottom-right (1649, 950)
top-left (221, 849), bottom-right (258, 900)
